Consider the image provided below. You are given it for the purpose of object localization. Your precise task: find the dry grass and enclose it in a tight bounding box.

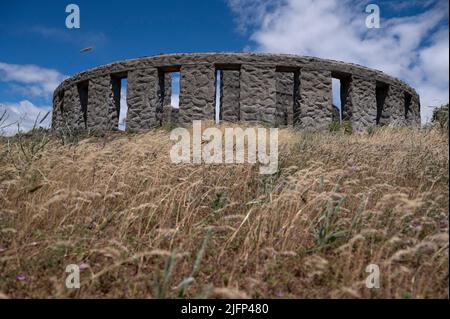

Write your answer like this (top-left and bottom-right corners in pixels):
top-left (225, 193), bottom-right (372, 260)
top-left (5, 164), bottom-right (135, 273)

top-left (0, 123), bottom-right (448, 299)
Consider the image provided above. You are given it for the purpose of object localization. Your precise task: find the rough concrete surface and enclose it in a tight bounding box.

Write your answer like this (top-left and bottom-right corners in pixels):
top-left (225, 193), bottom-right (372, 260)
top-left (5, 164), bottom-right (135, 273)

top-left (52, 53), bottom-right (421, 131)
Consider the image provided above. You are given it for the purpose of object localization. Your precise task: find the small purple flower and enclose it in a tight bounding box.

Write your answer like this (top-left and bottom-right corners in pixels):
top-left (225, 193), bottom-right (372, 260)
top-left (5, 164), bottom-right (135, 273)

top-left (16, 274), bottom-right (27, 281)
top-left (79, 261), bottom-right (89, 270)
top-left (276, 291), bottom-right (285, 298)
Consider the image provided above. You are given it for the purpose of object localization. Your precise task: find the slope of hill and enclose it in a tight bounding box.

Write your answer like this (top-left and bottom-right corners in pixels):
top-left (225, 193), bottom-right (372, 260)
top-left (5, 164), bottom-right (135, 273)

top-left (0, 124), bottom-right (448, 298)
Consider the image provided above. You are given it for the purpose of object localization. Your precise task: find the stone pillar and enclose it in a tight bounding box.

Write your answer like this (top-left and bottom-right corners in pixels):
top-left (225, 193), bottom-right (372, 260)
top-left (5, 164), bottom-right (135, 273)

top-left (111, 77), bottom-right (121, 129)
top-left (62, 87), bottom-right (75, 130)
top-left (87, 75), bottom-right (117, 131)
top-left (240, 65), bottom-right (276, 123)
top-left (220, 70), bottom-right (240, 123)
top-left (298, 69), bottom-right (332, 130)
top-left (51, 91), bottom-right (64, 130)
top-left (162, 105), bottom-right (179, 124)
top-left (345, 76), bottom-right (377, 131)
top-left (375, 84), bottom-right (389, 126)
top-left (163, 73), bottom-right (172, 108)
top-left (62, 84), bottom-right (87, 131)
top-left (293, 72), bottom-right (301, 126)
top-left (160, 71), bottom-right (175, 126)
top-left (127, 68), bottom-right (159, 130)
top-left (382, 85), bottom-right (404, 126)
top-left (275, 72), bottom-right (295, 126)
top-left (179, 64), bottom-right (215, 124)
top-left (78, 83), bottom-right (89, 129)
top-left (340, 77), bottom-right (352, 122)
top-left (410, 94), bottom-right (421, 126)
top-left (403, 92), bottom-right (421, 127)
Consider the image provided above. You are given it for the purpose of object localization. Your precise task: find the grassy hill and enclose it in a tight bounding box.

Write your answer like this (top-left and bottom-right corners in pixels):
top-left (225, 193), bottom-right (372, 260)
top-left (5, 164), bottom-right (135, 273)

top-left (0, 124), bottom-right (448, 298)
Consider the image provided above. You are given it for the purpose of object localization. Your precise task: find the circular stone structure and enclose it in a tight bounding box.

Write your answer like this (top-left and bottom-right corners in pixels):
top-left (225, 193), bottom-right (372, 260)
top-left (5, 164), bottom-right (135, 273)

top-left (52, 52), bottom-right (420, 132)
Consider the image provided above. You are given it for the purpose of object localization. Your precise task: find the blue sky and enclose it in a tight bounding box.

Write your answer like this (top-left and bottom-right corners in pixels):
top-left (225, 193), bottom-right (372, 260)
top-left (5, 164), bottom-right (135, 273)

top-left (0, 0), bottom-right (448, 134)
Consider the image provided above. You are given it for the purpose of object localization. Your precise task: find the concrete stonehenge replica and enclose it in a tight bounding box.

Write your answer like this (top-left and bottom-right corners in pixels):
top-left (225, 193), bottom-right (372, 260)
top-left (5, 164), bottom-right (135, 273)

top-left (52, 53), bottom-right (420, 132)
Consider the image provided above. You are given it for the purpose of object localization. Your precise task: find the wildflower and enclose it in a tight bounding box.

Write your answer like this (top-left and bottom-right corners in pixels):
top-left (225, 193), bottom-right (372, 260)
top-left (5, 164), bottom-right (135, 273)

top-left (79, 261), bottom-right (89, 270)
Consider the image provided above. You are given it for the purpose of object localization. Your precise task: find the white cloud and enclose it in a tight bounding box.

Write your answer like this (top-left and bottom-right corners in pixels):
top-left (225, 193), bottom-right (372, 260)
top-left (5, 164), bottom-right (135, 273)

top-left (31, 26), bottom-right (107, 49)
top-left (227, 0), bottom-right (286, 34)
top-left (0, 62), bottom-right (64, 135)
top-left (171, 94), bottom-right (179, 108)
top-left (0, 62), bottom-right (67, 98)
top-left (228, 0), bottom-right (449, 123)
top-left (0, 101), bottom-right (52, 136)
top-left (119, 87), bottom-right (128, 131)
